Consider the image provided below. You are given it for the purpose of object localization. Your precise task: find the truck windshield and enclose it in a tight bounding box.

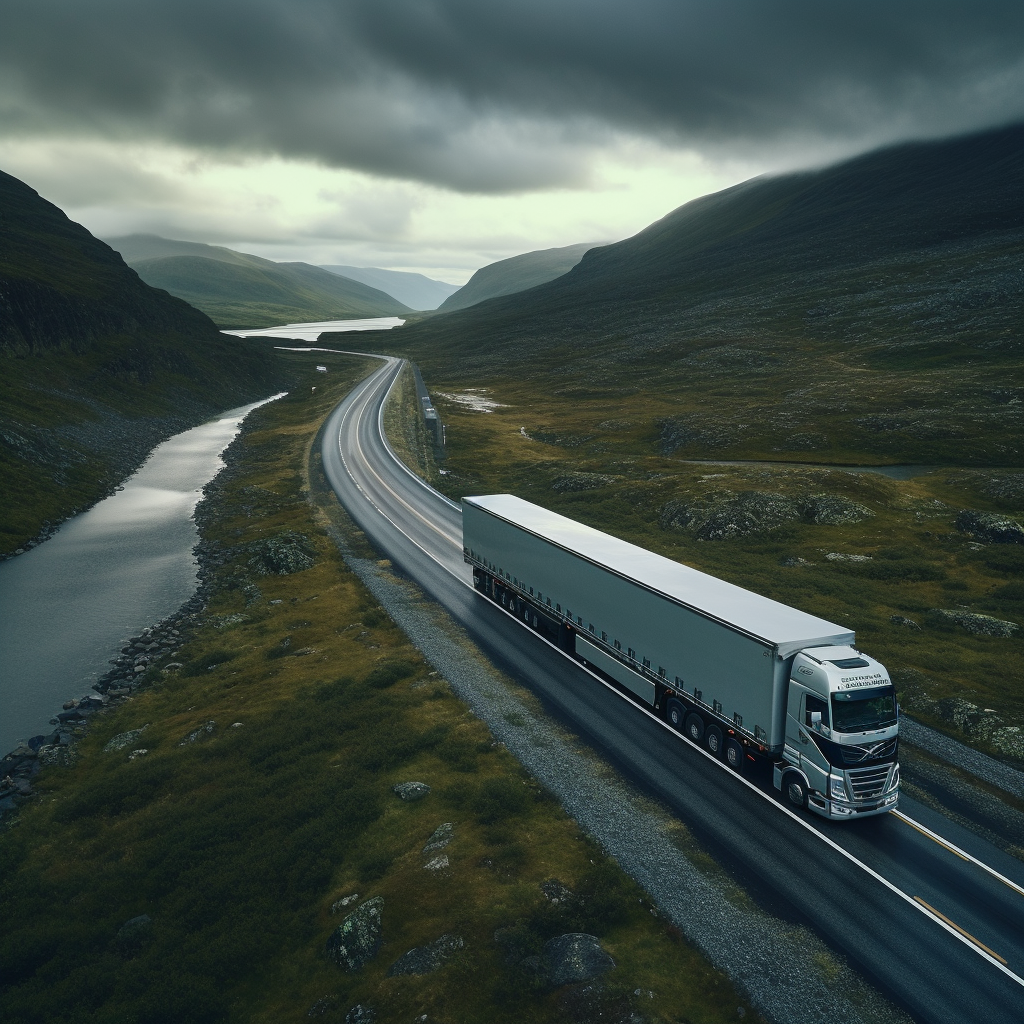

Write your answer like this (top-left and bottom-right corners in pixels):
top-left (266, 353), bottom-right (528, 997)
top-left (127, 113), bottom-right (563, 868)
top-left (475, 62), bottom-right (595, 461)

top-left (831, 686), bottom-right (897, 733)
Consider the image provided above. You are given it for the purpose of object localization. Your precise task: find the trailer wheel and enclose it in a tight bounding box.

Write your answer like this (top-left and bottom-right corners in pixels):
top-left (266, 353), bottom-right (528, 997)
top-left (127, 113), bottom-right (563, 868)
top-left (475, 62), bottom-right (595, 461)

top-left (724, 738), bottom-right (744, 772)
top-left (705, 725), bottom-right (724, 757)
top-left (667, 699), bottom-right (686, 731)
top-left (684, 713), bottom-right (704, 744)
top-left (782, 772), bottom-right (808, 809)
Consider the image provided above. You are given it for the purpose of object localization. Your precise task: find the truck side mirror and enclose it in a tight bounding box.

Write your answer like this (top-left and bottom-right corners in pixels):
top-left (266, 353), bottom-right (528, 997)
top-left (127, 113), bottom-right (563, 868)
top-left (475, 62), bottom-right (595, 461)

top-left (810, 711), bottom-right (822, 727)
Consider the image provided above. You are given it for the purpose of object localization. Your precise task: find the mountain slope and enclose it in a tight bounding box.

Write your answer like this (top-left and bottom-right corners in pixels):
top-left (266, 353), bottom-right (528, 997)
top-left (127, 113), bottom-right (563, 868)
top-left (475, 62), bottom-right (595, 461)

top-left (1, 173), bottom-right (281, 556)
top-left (436, 242), bottom-right (599, 312)
top-left (107, 235), bottom-right (410, 327)
top-left (320, 265), bottom-right (459, 310)
top-left (337, 123), bottom-right (1023, 467)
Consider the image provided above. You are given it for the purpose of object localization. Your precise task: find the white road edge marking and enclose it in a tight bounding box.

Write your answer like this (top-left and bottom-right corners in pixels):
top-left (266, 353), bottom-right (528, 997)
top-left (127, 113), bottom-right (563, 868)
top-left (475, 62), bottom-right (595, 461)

top-left (326, 355), bottom-right (1024, 990)
top-left (892, 809), bottom-right (1024, 899)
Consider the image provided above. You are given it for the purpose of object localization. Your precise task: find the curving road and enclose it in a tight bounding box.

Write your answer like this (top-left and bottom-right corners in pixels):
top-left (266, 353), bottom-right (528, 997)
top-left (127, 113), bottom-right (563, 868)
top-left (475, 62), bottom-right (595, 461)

top-left (321, 354), bottom-right (1024, 1024)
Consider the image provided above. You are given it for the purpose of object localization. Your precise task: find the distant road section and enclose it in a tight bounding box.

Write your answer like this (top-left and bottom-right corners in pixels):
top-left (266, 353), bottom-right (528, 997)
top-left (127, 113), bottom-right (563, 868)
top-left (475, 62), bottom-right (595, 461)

top-left (222, 317), bottom-right (405, 341)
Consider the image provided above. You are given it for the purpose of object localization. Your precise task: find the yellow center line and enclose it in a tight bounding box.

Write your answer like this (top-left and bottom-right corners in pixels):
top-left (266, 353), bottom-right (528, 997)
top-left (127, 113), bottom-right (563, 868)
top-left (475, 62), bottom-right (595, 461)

top-left (893, 813), bottom-right (969, 861)
top-left (912, 897), bottom-right (1008, 965)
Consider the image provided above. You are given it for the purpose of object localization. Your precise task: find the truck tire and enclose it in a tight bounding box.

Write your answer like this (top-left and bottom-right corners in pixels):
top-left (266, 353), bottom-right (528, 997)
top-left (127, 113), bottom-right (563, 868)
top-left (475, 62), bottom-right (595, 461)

top-left (782, 771), bottom-right (808, 809)
top-left (666, 699), bottom-right (687, 731)
top-left (724, 738), bottom-right (744, 772)
top-left (705, 725), bottom-right (724, 757)
top-left (684, 713), bottom-right (704, 744)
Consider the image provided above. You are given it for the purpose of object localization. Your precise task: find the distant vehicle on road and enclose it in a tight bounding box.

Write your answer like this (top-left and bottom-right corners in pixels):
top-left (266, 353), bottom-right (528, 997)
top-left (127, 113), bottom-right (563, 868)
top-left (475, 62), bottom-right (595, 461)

top-left (463, 494), bottom-right (900, 820)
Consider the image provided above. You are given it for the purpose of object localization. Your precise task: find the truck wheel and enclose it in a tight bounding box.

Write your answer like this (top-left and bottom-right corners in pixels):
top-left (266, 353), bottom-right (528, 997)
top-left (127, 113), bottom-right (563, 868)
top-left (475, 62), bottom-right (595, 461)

top-left (705, 725), bottom-right (724, 757)
top-left (684, 713), bottom-right (704, 744)
top-left (783, 772), bottom-right (808, 809)
top-left (666, 699), bottom-right (686, 731)
top-left (724, 738), bottom-right (744, 772)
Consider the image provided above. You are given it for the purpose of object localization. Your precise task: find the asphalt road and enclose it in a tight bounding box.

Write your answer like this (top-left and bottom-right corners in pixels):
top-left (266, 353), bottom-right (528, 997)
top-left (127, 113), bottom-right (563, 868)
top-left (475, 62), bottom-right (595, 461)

top-left (321, 354), bottom-right (1024, 1024)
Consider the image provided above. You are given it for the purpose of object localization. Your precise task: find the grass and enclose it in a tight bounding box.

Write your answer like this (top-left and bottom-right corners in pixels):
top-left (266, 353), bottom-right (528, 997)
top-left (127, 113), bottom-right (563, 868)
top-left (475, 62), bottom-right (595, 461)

top-left (391, 378), bottom-right (1024, 756)
top-left (0, 352), bottom-right (760, 1024)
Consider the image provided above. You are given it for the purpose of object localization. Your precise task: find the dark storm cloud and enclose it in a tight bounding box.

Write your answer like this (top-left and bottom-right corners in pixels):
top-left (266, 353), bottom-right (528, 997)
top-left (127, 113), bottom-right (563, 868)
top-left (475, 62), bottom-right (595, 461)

top-left (2, 0), bottom-right (1022, 191)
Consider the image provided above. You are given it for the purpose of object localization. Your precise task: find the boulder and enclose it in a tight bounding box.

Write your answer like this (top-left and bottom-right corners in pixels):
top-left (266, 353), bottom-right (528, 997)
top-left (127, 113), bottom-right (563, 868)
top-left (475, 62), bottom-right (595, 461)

top-left (325, 897), bottom-right (384, 971)
top-left (928, 609), bottom-right (1018, 638)
top-left (661, 491), bottom-right (799, 541)
top-left (955, 511), bottom-right (1024, 545)
top-left (890, 615), bottom-right (922, 630)
top-left (542, 934), bottom-right (616, 988)
top-left (422, 822), bottom-right (454, 853)
top-left (344, 1006), bottom-right (375, 1024)
top-left (103, 726), bottom-right (148, 753)
top-left (248, 532), bottom-right (317, 575)
top-left (179, 721), bottom-right (216, 746)
top-left (800, 494), bottom-right (874, 525)
top-left (392, 781), bottom-right (431, 801)
top-left (386, 933), bottom-right (464, 977)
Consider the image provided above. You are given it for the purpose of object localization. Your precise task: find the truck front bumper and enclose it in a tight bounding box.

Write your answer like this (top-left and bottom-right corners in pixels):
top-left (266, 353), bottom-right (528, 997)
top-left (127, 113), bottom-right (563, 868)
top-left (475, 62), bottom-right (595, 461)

top-left (808, 790), bottom-right (899, 819)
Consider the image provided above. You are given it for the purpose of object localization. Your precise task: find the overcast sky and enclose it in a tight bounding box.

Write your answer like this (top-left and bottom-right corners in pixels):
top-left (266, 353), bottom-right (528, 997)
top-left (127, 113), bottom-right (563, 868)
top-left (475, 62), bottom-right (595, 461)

top-left (2, 1), bottom-right (1021, 281)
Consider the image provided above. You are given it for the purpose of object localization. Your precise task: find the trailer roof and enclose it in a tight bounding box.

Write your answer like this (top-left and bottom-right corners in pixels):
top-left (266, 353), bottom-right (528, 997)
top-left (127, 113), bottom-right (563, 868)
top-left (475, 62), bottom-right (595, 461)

top-left (464, 494), bottom-right (854, 653)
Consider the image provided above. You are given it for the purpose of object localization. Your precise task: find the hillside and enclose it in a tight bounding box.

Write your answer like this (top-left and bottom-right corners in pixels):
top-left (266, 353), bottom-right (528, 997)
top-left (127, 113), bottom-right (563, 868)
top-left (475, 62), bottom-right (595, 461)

top-left (107, 235), bottom-right (410, 328)
top-left (0, 173), bottom-right (281, 557)
top-left (321, 264), bottom-right (459, 310)
top-left (436, 242), bottom-right (599, 312)
top-left (345, 123), bottom-right (1023, 469)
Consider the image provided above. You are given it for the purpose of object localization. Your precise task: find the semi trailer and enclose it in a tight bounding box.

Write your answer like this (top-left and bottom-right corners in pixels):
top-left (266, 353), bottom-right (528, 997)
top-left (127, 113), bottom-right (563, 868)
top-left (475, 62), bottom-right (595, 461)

top-left (463, 494), bottom-right (900, 820)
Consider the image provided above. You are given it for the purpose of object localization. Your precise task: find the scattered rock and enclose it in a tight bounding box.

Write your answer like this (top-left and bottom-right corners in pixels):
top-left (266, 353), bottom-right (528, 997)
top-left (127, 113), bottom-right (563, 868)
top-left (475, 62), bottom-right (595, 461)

top-left (331, 893), bottom-right (360, 914)
top-left (928, 609), bottom-right (1019, 638)
top-left (248, 532), bottom-right (317, 575)
top-left (424, 854), bottom-right (450, 872)
top-left (422, 822), bottom-right (454, 853)
top-left (103, 726), bottom-right (148, 753)
top-left (825, 552), bottom-right (872, 563)
top-left (128, 749), bottom-right (148, 761)
top-left (800, 494), bottom-right (873, 525)
top-left (541, 879), bottom-right (578, 906)
top-left (955, 510), bottom-right (1024, 545)
top-left (552, 472), bottom-right (616, 493)
top-left (325, 897), bottom-right (383, 971)
top-left (307, 996), bottom-right (337, 1017)
top-left (344, 1005), bottom-right (375, 1024)
top-left (386, 934), bottom-right (464, 977)
top-left (115, 914), bottom-right (153, 956)
top-left (890, 615), bottom-right (922, 630)
top-left (780, 556), bottom-right (814, 567)
top-left (661, 491), bottom-right (799, 540)
top-left (542, 934), bottom-right (616, 988)
top-left (179, 721), bottom-right (216, 745)
top-left (392, 781), bottom-right (431, 801)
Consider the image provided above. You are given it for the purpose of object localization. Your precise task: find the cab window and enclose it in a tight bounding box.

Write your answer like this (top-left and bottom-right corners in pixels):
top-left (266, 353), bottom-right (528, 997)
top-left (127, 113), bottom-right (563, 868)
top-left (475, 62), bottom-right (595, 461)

top-left (804, 694), bottom-right (830, 727)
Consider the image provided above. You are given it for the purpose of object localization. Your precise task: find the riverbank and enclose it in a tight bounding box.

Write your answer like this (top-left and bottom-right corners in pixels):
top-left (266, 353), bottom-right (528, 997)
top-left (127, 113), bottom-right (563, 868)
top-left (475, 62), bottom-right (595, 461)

top-left (0, 351), bottom-right (761, 1024)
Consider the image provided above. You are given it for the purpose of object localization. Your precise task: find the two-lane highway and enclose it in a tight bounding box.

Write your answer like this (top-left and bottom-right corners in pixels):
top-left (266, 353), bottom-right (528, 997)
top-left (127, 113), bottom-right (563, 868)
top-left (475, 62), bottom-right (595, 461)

top-left (321, 354), bottom-right (1024, 1024)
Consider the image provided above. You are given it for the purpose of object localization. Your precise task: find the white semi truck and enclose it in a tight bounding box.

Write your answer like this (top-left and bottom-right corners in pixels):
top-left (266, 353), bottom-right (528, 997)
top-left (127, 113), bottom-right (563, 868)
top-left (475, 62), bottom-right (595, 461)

top-left (463, 494), bottom-right (900, 820)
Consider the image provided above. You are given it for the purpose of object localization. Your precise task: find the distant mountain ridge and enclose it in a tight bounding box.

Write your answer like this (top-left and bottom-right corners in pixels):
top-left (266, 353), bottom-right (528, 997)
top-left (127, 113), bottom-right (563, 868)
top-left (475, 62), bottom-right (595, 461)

top-left (1, 174), bottom-right (280, 556)
top-left (437, 242), bottom-right (601, 312)
top-left (356, 122), bottom-right (1023, 467)
top-left (320, 265), bottom-right (459, 310)
top-left (106, 234), bottom-right (410, 328)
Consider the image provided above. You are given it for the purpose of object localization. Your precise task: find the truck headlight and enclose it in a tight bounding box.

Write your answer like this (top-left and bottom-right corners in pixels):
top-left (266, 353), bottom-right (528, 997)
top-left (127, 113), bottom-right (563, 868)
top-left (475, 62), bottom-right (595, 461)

top-left (829, 775), bottom-right (847, 800)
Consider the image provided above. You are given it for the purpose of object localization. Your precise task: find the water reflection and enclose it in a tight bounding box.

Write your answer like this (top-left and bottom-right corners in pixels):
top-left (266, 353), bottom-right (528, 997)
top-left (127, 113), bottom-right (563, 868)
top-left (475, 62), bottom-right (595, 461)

top-left (0, 395), bottom-right (283, 752)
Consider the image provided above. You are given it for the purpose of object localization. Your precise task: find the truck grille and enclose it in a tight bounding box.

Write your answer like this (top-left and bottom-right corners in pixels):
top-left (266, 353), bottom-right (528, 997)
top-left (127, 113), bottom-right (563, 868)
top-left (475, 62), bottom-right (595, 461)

top-left (841, 738), bottom-right (897, 765)
top-left (847, 765), bottom-right (892, 801)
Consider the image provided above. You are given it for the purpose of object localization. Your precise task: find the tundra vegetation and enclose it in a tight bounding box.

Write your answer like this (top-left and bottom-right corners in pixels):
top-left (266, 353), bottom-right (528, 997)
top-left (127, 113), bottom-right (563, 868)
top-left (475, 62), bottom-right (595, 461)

top-left (0, 354), bottom-right (759, 1024)
top-left (329, 124), bottom-right (1024, 765)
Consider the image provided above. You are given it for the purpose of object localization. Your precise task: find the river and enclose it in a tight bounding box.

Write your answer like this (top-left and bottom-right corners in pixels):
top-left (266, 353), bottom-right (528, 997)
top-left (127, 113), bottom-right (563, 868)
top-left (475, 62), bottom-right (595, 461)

top-left (0, 395), bottom-right (283, 753)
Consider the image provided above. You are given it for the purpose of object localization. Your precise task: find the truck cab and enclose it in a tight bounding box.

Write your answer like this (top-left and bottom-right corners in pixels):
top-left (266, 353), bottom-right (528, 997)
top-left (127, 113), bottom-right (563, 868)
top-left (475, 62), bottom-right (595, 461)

top-left (778, 645), bottom-right (900, 819)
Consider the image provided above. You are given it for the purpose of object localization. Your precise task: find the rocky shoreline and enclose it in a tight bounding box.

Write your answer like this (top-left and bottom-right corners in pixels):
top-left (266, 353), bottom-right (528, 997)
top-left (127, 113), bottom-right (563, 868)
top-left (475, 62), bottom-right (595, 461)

top-left (0, 414), bottom-right (256, 821)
